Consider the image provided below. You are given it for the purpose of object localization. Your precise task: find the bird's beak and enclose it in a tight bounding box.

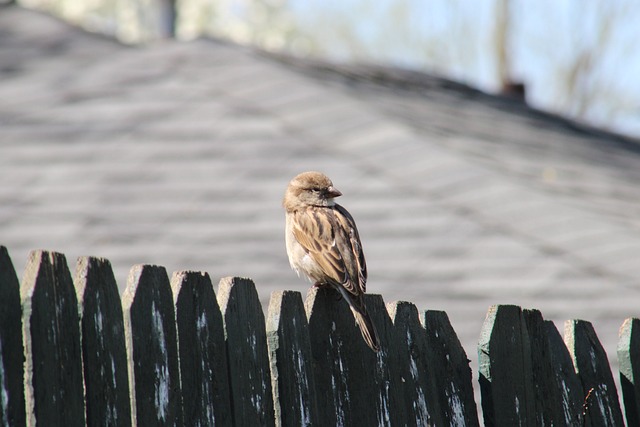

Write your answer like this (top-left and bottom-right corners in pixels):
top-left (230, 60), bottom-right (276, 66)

top-left (326, 186), bottom-right (342, 198)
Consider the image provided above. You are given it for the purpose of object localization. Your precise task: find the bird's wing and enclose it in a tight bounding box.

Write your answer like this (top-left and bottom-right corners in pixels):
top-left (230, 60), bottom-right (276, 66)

top-left (292, 205), bottom-right (367, 296)
top-left (333, 204), bottom-right (367, 293)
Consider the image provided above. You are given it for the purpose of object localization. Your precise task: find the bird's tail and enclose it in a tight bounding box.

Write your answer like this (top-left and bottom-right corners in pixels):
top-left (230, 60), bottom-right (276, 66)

top-left (333, 285), bottom-right (381, 352)
top-left (351, 306), bottom-right (380, 353)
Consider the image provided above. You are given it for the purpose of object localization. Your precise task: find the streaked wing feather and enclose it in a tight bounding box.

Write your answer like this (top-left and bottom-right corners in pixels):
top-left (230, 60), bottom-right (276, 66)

top-left (292, 209), bottom-right (349, 286)
top-left (292, 206), bottom-right (367, 297)
top-left (334, 204), bottom-right (367, 294)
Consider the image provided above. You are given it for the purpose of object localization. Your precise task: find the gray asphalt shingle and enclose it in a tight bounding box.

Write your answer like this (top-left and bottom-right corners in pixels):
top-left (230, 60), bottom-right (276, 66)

top-left (2, 6), bottom-right (640, 382)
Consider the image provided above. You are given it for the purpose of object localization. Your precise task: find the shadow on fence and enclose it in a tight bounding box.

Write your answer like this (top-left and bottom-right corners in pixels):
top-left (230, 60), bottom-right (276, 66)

top-left (1, 246), bottom-right (639, 426)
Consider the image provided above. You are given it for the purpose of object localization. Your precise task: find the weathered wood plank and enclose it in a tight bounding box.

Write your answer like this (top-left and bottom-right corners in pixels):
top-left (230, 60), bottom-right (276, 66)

top-left (478, 304), bottom-right (535, 427)
top-left (305, 286), bottom-right (372, 426)
top-left (364, 294), bottom-right (405, 426)
top-left (522, 310), bottom-right (583, 426)
top-left (21, 250), bottom-right (85, 427)
top-left (619, 317), bottom-right (640, 427)
top-left (217, 277), bottom-right (275, 427)
top-left (266, 290), bottom-right (319, 427)
top-left (422, 310), bottom-right (480, 427)
top-left (523, 310), bottom-right (560, 426)
top-left (75, 256), bottom-right (132, 427)
top-left (0, 246), bottom-right (26, 427)
top-left (565, 319), bottom-right (624, 427)
top-left (171, 271), bottom-right (232, 427)
top-left (122, 265), bottom-right (183, 427)
top-left (387, 301), bottom-right (431, 427)
top-left (545, 320), bottom-right (586, 426)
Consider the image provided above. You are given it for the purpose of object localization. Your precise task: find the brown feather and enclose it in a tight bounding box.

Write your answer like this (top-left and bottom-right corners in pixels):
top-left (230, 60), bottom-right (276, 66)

top-left (292, 205), bottom-right (365, 295)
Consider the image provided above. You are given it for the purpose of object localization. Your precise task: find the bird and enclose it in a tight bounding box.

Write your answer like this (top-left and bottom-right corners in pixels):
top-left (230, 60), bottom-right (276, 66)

top-left (283, 171), bottom-right (380, 352)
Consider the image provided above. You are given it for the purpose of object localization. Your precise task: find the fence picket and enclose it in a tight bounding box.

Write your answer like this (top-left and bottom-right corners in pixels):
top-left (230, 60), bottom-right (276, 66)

top-left (565, 320), bottom-right (624, 426)
top-left (0, 246), bottom-right (26, 427)
top-left (364, 294), bottom-right (405, 426)
top-left (305, 287), bottom-right (372, 426)
top-left (619, 317), bottom-right (640, 426)
top-left (422, 310), bottom-right (479, 427)
top-left (171, 271), bottom-right (232, 427)
top-left (75, 256), bottom-right (132, 427)
top-left (266, 290), bottom-right (319, 427)
top-left (544, 320), bottom-right (591, 427)
top-left (387, 301), bottom-right (434, 426)
top-left (122, 265), bottom-right (183, 427)
top-left (478, 304), bottom-right (535, 427)
top-left (21, 250), bottom-right (86, 427)
top-left (217, 276), bottom-right (275, 427)
top-left (522, 310), bottom-right (583, 426)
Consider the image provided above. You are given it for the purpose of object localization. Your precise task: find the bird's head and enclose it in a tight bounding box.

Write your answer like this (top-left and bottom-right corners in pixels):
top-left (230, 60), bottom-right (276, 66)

top-left (283, 171), bottom-right (342, 210)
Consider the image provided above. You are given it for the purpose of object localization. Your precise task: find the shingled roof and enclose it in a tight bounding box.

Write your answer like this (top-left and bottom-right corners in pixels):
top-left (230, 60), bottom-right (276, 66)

top-left (2, 6), bottom-right (640, 374)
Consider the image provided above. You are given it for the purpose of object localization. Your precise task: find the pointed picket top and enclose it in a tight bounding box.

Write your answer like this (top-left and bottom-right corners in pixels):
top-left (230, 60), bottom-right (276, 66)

top-left (362, 294), bottom-right (405, 426)
top-left (544, 320), bottom-right (590, 427)
top-left (305, 286), bottom-right (364, 426)
top-left (75, 256), bottom-right (132, 427)
top-left (422, 310), bottom-right (479, 427)
top-left (122, 264), bottom-right (183, 427)
top-left (565, 319), bottom-right (624, 426)
top-left (387, 301), bottom-right (432, 426)
top-left (0, 246), bottom-right (26, 427)
top-left (478, 304), bottom-right (535, 426)
top-left (522, 309), bottom-right (560, 425)
top-left (21, 250), bottom-right (86, 427)
top-left (522, 310), bottom-right (583, 426)
top-left (217, 276), bottom-right (275, 427)
top-left (619, 317), bottom-right (640, 426)
top-left (266, 290), bottom-right (319, 427)
top-left (171, 271), bottom-right (232, 427)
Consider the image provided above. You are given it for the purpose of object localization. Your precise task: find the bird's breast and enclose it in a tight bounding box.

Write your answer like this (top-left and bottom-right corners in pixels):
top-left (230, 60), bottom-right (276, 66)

top-left (285, 227), bottom-right (322, 283)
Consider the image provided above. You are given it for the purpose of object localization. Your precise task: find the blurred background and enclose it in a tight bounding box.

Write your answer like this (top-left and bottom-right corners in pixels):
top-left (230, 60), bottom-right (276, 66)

top-left (2, 0), bottom-right (640, 412)
top-left (12, 0), bottom-right (640, 138)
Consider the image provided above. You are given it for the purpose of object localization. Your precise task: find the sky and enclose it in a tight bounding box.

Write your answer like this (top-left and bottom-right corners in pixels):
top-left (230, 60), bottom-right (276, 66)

top-left (248, 0), bottom-right (640, 137)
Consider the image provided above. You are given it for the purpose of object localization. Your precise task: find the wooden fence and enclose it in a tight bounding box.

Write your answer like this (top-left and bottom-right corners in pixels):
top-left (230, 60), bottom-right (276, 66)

top-left (0, 246), bottom-right (639, 426)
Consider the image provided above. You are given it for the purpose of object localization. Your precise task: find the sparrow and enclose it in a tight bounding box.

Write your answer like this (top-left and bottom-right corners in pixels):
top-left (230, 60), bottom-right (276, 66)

top-left (283, 171), bottom-right (380, 352)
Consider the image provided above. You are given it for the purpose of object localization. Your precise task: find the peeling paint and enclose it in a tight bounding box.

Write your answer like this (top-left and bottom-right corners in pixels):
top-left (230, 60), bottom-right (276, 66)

top-left (406, 329), bottom-right (429, 424)
top-left (0, 340), bottom-right (8, 427)
top-left (446, 382), bottom-right (465, 426)
top-left (329, 334), bottom-right (347, 426)
top-left (293, 338), bottom-right (311, 426)
top-left (375, 351), bottom-right (391, 426)
top-left (151, 301), bottom-right (170, 421)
